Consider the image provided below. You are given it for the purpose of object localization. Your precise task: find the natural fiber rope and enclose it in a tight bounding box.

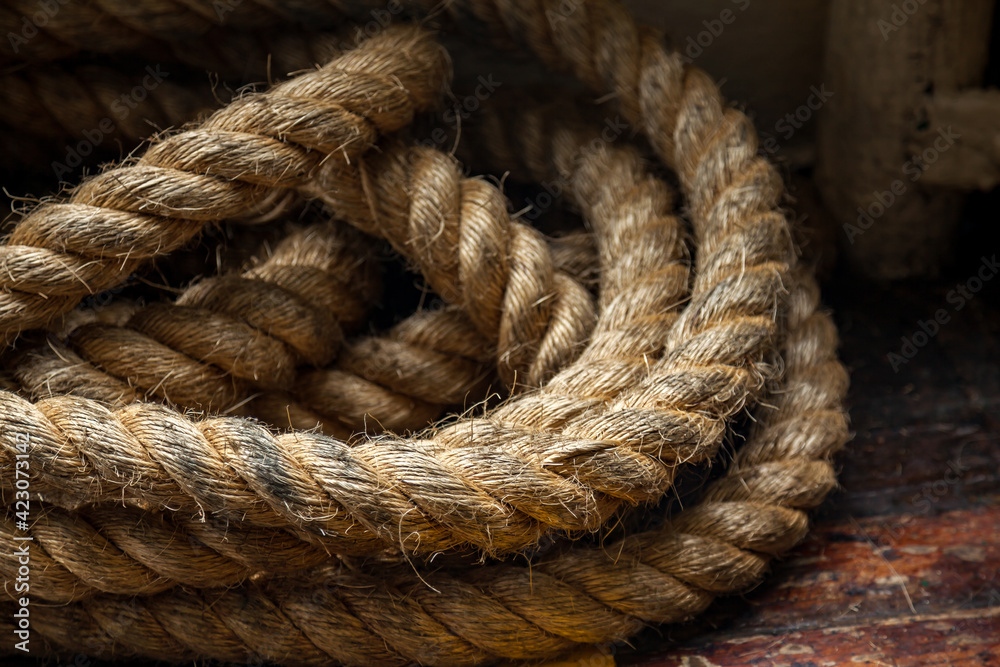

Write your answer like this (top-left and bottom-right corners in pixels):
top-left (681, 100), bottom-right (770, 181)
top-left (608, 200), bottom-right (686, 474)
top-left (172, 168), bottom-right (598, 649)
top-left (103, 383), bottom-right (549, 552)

top-left (1, 10), bottom-right (796, 544)
top-left (14, 234), bottom-right (588, 437)
top-left (0, 270), bottom-right (848, 663)
top-left (307, 135), bottom-right (599, 388)
top-left (13, 219), bottom-right (381, 413)
top-left (0, 25), bottom-right (449, 338)
top-left (0, 28), bottom-right (389, 171)
top-left (0, 4), bottom-right (850, 663)
top-left (0, 113), bottom-right (686, 556)
top-left (0, 73), bottom-right (790, 563)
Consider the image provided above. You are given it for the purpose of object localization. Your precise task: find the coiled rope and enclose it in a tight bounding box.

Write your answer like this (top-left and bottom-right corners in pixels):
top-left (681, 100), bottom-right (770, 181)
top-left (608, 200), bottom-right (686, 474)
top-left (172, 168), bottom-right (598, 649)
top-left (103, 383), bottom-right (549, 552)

top-left (0, 1), bottom-right (849, 662)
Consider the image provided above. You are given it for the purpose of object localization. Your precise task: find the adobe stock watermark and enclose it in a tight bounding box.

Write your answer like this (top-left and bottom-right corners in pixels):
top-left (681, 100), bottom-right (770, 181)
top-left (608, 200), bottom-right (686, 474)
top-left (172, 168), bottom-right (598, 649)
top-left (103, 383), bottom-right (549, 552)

top-left (212, 0), bottom-right (243, 21)
top-left (6, 0), bottom-right (71, 54)
top-left (417, 74), bottom-right (502, 150)
top-left (761, 84), bottom-right (834, 156)
top-left (11, 430), bottom-right (32, 653)
top-left (681, 0), bottom-right (752, 64)
top-left (877, 444), bottom-right (972, 545)
top-left (336, 0), bottom-right (406, 50)
top-left (843, 126), bottom-right (960, 244)
top-left (887, 255), bottom-right (999, 372)
top-left (519, 115), bottom-right (630, 221)
top-left (545, 0), bottom-right (584, 25)
top-left (51, 64), bottom-right (170, 180)
top-left (877, 0), bottom-right (929, 41)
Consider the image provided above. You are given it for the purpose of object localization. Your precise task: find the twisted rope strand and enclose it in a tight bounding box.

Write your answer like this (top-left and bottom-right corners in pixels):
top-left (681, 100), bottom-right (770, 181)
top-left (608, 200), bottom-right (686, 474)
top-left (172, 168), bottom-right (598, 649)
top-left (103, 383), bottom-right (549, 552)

top-left (0, 116), bottom-right (687, 557)
top-left (309, 136), bottom-right (599, 388)
top-left (2, 8), bottom-right (796, 558)
top-left (0, 25), bottom-right (449, 338)
top-left (12, 230), bottom-right (595, 436)
top-left (13, 224), bottom-right (598, 436)
top-left (251, 305), bottom-right (497, 436)
top-left (14, 220), bottom-right (379, 412)
top-left (0, 271), bottom-right (847, 664)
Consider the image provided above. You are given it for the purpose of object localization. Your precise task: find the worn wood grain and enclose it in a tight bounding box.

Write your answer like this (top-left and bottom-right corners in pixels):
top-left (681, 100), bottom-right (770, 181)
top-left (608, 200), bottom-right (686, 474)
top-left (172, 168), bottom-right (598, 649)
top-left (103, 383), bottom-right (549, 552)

top-left (816, 0), bottom-right (995, 279)
top-left (616, 269), bottom-right (1000, 666)
top-left (921, 90), bottom-right (1000, 191)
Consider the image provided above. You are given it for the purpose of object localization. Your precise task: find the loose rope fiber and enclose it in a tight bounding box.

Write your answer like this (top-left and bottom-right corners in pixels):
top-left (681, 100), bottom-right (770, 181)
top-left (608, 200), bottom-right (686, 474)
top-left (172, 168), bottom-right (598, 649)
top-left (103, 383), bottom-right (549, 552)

top-left (0, 2), bottom-right (849, 663)
top-left (0, 271), bottom-right (848, 663)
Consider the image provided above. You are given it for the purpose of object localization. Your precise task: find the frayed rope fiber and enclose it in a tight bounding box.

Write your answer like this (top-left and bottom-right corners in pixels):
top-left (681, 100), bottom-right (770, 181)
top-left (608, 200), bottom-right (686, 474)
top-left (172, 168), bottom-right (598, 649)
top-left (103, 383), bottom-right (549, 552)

top-left (0, 1), bottom-right (849, 663)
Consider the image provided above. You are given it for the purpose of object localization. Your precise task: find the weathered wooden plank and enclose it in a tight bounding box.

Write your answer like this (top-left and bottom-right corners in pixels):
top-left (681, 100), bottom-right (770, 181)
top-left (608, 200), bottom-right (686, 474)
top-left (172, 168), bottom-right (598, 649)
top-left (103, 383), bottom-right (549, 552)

top-left (628, 612), bottom-right (1000, 666)
top-left (816, 0), bottom-right (995, 279)
top-left (619, 506), bottom-right (1000, 665)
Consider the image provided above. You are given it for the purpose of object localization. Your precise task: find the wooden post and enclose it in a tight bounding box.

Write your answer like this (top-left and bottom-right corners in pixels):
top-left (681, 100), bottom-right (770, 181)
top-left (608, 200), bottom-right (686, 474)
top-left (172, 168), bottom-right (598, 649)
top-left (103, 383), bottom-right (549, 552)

top-left (918, 90), bottom-right (1000, 191)
top-left (817, 0), bottom-right (994, 279)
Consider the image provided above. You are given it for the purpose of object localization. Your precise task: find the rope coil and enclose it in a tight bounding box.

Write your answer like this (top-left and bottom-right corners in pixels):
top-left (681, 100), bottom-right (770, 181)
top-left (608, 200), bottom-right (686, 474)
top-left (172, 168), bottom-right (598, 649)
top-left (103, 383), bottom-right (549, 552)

top-left (0, 1), bottom-right (849, 663)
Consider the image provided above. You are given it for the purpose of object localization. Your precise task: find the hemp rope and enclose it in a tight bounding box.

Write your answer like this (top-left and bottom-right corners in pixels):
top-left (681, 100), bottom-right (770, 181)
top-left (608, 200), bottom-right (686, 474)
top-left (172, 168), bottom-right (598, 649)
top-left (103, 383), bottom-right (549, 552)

top-left (0, 28), bottom-right (398, 171)
top-left (0, 235), bottom-right (596, 594)
top-left (2, 31), bottom-right (597, 394)
top-left (0, 84), bottom-right (785, 560)
top-left (0, 25), bottom-right (449, 338)
top-left (251, 228), bottom-right (598, 435)
top-left (11, 166), bottom-right (602, 435)
top-left (305, 135), bottom-right (599, 388)
top-left (0, 5), bottom-right (843, 662)
top-left (0, 270), bottom-right (848, 663)
top-left (0, 112), bottom-right (685, 557)
top-left (13, 219), bottom-right (381, 414)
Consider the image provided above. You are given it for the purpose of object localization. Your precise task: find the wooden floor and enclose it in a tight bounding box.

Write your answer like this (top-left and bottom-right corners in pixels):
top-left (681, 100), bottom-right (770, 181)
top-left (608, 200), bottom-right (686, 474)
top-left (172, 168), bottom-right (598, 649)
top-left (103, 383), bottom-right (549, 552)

top-left (615, 271), bottom-right (1000, 666)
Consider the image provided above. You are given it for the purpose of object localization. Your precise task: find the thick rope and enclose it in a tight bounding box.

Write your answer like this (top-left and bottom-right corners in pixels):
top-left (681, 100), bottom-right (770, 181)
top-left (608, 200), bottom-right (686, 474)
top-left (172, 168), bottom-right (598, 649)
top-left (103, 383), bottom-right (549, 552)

top-left (0, 117), bottom-right (692, 557)
top-left (0, 0), bottom-right (799, 567)
top-left (308, 136), bottom-right (598, 387)
top-left (12, 196), bottom-right (598, 435)
top-left (0, 28), bottom-right (386, 172)
top-left (255, 230), bottom-right (598, 435)
top-left (0, 6), bottom-right (846, 661)
top-left (1, 81), bottom-right (790, 563)
top-left (13, 220), bottom-right (380, 412)
top-left (0, 25), bottom-right (449, 339)
top-left (0, 271), bottom-right (848, 664)
top-left (250, 305), bottom-right (497, 436)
